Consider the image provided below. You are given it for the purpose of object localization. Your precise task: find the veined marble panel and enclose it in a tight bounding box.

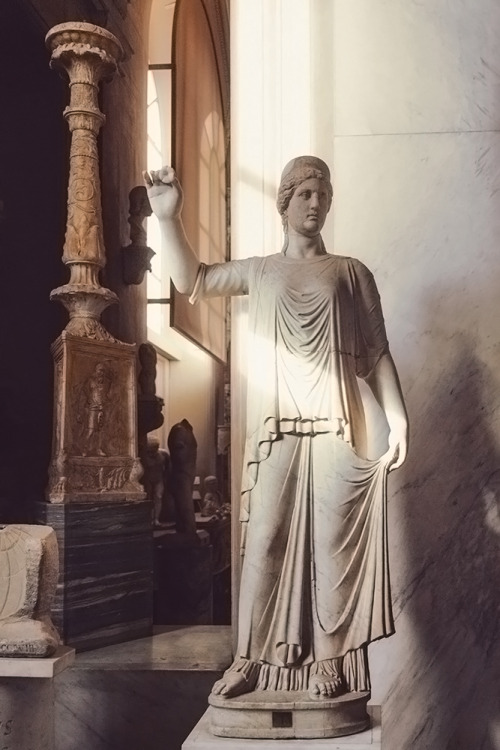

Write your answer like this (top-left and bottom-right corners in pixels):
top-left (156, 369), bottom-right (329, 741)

top-left (332, 131), bottom-right (500, 748)
top-left (54, 627), bottom-right (231, 750)
top-left (36, 500), bottom-right (154, 651)
top-left (55, 670), bottom-right (219, 750)
top-left (333, 0), bottom-right (500, 135)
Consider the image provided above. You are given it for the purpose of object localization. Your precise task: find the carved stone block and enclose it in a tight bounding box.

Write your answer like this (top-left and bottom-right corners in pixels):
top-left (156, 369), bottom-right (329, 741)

top-left (0, 525), bottom-right (59, 657)
top-left (47, 333), bottom-right (145, 503)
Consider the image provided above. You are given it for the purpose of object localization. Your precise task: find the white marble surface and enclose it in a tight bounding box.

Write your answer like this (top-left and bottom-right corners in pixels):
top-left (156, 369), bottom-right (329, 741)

top-left (333, 0), bottom-right (500, 135)
top-left (0, 647), bottom-right (74, 750)
top-left (331, 115), bottom-right (500, 750)
top-left (183, 706), bottom-right (380, 749)
top-left (72, 625), bottom-right (232, 671)
top-left (0, 646), bottom-right (74, 677)
top-left (332, 131), bottom-right (500, 385)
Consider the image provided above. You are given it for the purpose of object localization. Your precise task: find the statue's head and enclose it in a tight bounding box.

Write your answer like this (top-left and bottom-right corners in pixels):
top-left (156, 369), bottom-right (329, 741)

top-left (129, 185), bottom-right (153, 217)
top-left (204, 475), bottom-right (218, 491)
top-left (94, 362), bottom-right (107, 381)
top-left (276, 157), bottom-right (333, 254)
top-left (276, 156), bottom-right (333, 219)
top-left (147, 435), bottom-right (160, 454)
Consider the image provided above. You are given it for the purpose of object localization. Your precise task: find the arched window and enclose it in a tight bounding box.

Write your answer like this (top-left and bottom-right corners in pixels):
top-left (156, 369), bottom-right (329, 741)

top-left (146, 0), bottom-right (230, 501)
top-left (170, 0), bottom-right (230, 363)
top-left (147, 0), bottom-right (229, 362)
top-left (146, 0), bottom-right (175, 340)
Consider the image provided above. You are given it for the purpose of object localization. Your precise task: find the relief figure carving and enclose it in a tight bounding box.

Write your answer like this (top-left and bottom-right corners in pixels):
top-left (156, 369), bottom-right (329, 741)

top-left (76, 362), bottom-right (114, 457)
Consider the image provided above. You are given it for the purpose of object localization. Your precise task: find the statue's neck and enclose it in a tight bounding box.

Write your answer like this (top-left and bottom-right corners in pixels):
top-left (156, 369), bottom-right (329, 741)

top-left (284, 233), bottom-right (325, 259)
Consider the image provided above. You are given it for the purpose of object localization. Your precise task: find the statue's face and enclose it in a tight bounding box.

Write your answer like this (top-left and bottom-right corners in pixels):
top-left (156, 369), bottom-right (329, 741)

top-left (286, 177), bottom-right (329, 238)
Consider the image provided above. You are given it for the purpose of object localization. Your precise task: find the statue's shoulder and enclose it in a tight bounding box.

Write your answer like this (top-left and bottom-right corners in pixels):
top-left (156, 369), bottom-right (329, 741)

top-left (334, 254), bottom-right (375, 278)
top-left (243, 253), bottom-right (280, 270)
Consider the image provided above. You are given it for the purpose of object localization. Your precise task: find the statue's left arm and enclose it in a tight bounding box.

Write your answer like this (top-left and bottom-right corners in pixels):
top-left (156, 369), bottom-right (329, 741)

top-left (351, 257), bottom-right (409, 471)
top-left (365, 351), bottom-right (409, 471)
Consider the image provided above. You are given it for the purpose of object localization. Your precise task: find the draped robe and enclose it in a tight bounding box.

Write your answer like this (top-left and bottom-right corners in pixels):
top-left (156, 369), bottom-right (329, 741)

top-left (190, 253), bottom-right (394, 691)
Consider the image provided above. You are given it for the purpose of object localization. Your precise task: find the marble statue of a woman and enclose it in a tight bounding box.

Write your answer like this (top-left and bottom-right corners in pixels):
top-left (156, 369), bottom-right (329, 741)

top-left (144, 157), bottom-right (408, 707)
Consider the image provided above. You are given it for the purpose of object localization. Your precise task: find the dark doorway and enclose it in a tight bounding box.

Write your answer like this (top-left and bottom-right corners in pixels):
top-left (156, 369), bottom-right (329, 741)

top-left (0, 2), bottom-right (67, 522)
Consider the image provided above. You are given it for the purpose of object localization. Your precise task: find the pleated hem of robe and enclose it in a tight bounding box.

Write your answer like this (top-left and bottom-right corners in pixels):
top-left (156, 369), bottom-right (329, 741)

top-left (227, 646), bottom-right (370, 693)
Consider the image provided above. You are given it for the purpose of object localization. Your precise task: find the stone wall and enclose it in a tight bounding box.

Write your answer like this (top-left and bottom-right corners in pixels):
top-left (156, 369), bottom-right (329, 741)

top-left (332, 3), bottom-right (500, 747)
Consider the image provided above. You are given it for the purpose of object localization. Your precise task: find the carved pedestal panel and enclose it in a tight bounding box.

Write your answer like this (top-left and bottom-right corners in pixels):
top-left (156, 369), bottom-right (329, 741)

top-left (47, 333), bottom-right (144, 504)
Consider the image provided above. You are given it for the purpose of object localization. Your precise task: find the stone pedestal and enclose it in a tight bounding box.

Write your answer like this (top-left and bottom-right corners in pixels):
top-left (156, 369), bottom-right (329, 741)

top-left (54, 626), bottom-right (231, 750)
top-left (47, 333), bottom-right (145, 504)
top-left (36, 500), bottom-right (153, 651)
top-left (208, 690), bottom-right (371, 740)
top-left (0, 646), bottom-right (74, 750)
top-left (183, 705), bottom-right (381, 749)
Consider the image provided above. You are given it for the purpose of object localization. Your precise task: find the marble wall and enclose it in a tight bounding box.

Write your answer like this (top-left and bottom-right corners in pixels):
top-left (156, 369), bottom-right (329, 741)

top-left (54, 626), bottom-right (230, 750)
top-left (231, 1), bottom-right (500, 747)
top-left (332, 3), bottom-right (500, 748)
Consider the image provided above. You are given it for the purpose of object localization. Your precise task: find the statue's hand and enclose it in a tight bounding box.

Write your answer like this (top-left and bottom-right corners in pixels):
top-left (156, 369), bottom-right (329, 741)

top-left (381, 422), bottom-right (408, 472)
top-left (143, 166), bottom-right (183, 221)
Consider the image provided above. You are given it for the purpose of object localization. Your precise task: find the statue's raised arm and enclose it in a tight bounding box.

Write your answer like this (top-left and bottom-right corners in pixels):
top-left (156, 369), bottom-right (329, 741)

top-left (143, 166), bottom-right (200, 295)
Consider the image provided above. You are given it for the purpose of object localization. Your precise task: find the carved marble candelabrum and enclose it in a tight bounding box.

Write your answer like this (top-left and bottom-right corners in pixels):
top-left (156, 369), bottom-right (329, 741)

top-left (47, 22), bottom-right (120, 340)
top-left (45, 23), bottom-right (144, 504)
top-left (39, 23), bottom-right (153, 651)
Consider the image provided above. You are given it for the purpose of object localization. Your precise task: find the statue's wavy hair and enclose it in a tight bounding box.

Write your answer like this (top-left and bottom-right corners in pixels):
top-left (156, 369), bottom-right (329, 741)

top-left (276, 167), bottom-right (333, 254)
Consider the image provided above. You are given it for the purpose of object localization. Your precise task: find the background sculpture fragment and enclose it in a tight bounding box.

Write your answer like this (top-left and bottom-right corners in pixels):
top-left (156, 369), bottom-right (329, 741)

top-left (122, 186), bottom-right (155, 285)
top-left (0, 525), bottom-right (59, 657)
top-left (168, 419), bottom-right (198, 537)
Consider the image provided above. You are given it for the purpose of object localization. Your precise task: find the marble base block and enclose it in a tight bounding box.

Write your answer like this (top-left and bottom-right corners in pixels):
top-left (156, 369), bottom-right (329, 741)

top-left (35, 500), bottom-right (153, 650)
top-left (209, 690), bottom-right (370, 740)
top-left (0, 647), bottom-right (74, 750)
top-left (183, 705), bottom-right (381, 749)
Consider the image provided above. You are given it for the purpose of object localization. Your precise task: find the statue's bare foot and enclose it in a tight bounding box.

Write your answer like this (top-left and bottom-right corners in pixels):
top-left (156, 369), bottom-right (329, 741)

top-left (308, 672), bottom-right (344, 700)
top-left (212, 671), bottom-right (255, 698)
